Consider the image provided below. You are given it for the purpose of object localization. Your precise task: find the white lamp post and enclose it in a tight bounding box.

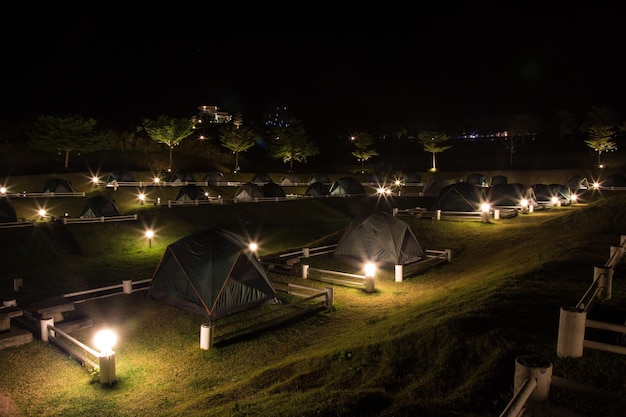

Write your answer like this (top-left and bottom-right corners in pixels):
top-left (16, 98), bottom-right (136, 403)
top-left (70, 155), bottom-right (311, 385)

top-left (94, 329), bottom-right (117, 385)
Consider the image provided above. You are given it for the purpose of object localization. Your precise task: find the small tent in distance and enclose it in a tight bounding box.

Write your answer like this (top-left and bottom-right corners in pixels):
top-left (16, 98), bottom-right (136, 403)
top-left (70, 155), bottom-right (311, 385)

top-left (80, 195), bottom-right (122, 218)
top-left (261, 182), bottom-right (286, 198)
top-left (234, 182), bottom-right (264, 200)
top-left (204, 171), bottom-right (226, 185)
top-left (147, 228), bottom-right (278, 321)
top-left (164, 171), bottom-right (196, 184)
top-left (251, 173), bottom-right (273, 185)
top-left (432, 183), bottom-right (484, 212)
top-left (308, 173), bottom-right (331, 184)
top-left (106, 170), bottom-right (135, 186)
top-left (334, 211), bottom-right (425, 267)
top-left (305, 182), bottom-right (329, 196)
top-left (43, 178), bottom-right (74, 194)
top-left (329, 177), bottom-right (366, 196)
top-left (175, 185), bottom-right (209, 203)
top-left (279, 173), bottom-right (301, 186)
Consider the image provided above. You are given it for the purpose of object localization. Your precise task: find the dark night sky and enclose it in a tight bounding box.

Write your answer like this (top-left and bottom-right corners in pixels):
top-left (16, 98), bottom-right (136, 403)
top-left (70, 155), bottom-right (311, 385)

top-left (1, 4), bottom-right (624, 139)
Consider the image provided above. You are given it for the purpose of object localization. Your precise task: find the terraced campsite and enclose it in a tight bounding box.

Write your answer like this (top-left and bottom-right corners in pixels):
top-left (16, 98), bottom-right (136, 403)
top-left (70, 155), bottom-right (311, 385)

top-left (0, 171), bottom-right (625, 417)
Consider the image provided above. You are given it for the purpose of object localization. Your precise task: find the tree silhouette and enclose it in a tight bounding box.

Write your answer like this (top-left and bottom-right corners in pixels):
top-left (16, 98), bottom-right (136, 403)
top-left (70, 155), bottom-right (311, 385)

top-left (142, 115), bottom-right (195, 171)
top-left (585, 125), bottom-right (617, 168)
top-left (218, 115), bottom-right (257, 173)
top-left (28, 114), bottom-right (108, 169)
top-left (417, 131), bottom-right (452, 172)
top-left (350, 132), bottom-right (379, 173)
top-left (268, 119), bottom-right (318, 172)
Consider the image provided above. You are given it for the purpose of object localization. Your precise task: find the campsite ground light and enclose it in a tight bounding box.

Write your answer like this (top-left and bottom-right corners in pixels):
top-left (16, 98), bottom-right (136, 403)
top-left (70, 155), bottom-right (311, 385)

top-left (145, 229), bottom-right (154, 248)
top-left (94, 329), bottom-right (117, 385)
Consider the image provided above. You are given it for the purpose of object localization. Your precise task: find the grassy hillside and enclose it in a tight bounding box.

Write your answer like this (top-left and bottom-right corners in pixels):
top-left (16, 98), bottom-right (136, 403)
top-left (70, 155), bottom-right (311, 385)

top-left (0, 173), bottom-right (625, 417)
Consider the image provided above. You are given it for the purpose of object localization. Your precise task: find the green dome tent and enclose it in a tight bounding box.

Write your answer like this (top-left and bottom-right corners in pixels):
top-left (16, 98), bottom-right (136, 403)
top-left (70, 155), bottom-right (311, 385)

top-left (43, 178), bottom-right (74, 194)
top-left (175, 185), bottom-right (209, 202)
top-left (147, 229), bottom-right (278, 321)
top-left (80, 195), bottom-right (122, 218)
top-left (329, 177), bottom-right (366, 196)
top-left (334, 212), bottom-right (425, 266)
top-left (432, 183), bottom-right (484, 212)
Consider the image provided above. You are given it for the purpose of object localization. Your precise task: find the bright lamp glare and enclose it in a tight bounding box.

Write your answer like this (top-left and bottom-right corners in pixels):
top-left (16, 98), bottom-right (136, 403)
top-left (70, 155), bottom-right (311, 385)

top-left (0, 186), bottom-right (7, 194)
top-left (520, 199), bottom-right (529, 208)
top-left (592, 182), bottom-right (600, 189)
top-left (571, 194), bottom-right (577, 202)
top-left (153, 177), bottom-right (160, 184)
top-left (94, 329), bottom-right (117, 353)
top-left (249, 242), bottom-right (258, 252)
top-left (38, 209), bottom-right (47, 217)
top-left (364, 262), bottom-right (376, 277)
top-left (138, 193), bottom-right (146, 201)
top-left (480, 203), bottom-right (490, 212)
top-left (551, 197), bottom-right (559, 204)
top-left (145, 230), bottom-right (154, 239)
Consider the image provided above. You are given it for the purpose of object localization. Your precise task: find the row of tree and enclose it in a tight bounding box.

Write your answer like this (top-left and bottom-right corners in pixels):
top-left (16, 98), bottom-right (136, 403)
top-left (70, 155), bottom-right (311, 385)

top-left (5, 105), bottom-right (624, 173)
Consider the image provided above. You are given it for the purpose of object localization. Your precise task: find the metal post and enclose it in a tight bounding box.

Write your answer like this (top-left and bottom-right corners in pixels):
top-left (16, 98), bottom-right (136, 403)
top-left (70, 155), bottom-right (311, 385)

top-left (200, 322), bottom-right (213, 350)
top-left (395, 265), bottom-right (403, 282)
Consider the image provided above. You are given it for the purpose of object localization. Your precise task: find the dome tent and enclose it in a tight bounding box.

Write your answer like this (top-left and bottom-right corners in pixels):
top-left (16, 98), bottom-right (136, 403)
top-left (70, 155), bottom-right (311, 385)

top-left (43, 178), bottom-right (74, 194)
top-left (432, 182), bottom-right (484, 212)
top-left (329, 177), bottom-right (366, 196)
top-left (334, 211), bottom-right (425, 266)
top-left (234, 182), bottom-right (264, 200)
top-left (80, 195), bottom-right (121, 218)
top-left (261, 182), bottom-right (286, 197)
top-left (305, 182), bottom-right (329, 196)
top-left (147, 228), bottom-right (278, 321)
top-left (307, 173), bottom-right (331, 184)
top-left (175, 185), bottom-right (209, 202)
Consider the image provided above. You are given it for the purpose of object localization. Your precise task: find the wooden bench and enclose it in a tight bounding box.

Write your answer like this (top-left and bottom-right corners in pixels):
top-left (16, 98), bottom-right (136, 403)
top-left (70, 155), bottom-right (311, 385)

top-left (0, 329), bottom-right (33, 350)
top-left (31, 298), bottom-right (75, 322)
top-left (0, 306), bottom-right (23, 331)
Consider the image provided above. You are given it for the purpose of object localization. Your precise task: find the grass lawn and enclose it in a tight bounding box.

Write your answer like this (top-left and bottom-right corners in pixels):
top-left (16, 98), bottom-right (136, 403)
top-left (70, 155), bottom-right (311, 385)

top-left (0, 172), bottom-right (625, 416)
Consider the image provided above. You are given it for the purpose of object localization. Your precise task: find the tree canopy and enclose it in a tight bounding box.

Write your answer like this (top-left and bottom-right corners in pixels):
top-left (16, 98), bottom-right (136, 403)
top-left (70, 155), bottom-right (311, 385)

top-left (142, 115), bottom-right (195, 171)
top-left (218, 115), bottom-right (257, 173)
top-left (350, 132), bottom-right (379, 173)
top-left (267, 119), bottom-right (318, 172)
top-left (585, 125), bottom-right (617, 167)
top-left (417, 131), bottom-right (452, 172)
top-left (28, 114), bottom-right (108, 168)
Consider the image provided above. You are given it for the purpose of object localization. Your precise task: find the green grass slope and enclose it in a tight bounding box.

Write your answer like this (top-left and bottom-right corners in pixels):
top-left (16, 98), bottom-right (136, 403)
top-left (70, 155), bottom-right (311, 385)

top-left (0, 179), bottom-right (625, 416)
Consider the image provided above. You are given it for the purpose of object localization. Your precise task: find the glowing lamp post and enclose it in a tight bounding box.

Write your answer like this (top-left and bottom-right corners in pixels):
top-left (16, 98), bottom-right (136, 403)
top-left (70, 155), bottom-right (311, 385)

top-left (480, 203), bottom-right (490, 223)
top-left (138, 192), bottom-right (146, 205)
top-left (0, 186), bottom-right (6, 195)
top-left (38, 209), bottom-right (47, 220)
top-left (364, 262), bottom-right (376, 293)
top-left (94, 329), bottom-right (117, 385)
top-left (145, 229), bottom-right (154, 248)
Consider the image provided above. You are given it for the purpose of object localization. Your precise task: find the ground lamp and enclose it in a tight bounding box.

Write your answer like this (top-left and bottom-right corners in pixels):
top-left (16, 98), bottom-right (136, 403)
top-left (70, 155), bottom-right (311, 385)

top-left (480, 203), bottom-right (490, 223)
top-left (38, 209), bottom-right (47, 220)
top-left (364, 262), bottom-right (376, 293)
top-left (145, 229), bottom-right (154, 248)
top-left (94, 329), bottom-right (117, 385)
top-left (0, 186), bottom-right (6, 195)
top-left (138, 192), bottom-right (146, 205)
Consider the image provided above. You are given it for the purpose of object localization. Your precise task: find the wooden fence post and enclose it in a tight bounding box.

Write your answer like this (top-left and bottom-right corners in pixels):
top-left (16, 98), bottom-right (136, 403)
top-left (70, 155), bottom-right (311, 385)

top-left (324, 287), bottom-right (334, 308)
top-left (302, 264), bottom-right (309, 279)
top-left (40, 318), bottom-right (55, 342)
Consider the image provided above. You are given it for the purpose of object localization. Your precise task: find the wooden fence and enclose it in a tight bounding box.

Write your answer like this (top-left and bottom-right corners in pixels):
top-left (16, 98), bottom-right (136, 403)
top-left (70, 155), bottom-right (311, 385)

top-left (500, 234), bottom-right (626, 416)
top-left (200, 283), bottom-right (332, 349)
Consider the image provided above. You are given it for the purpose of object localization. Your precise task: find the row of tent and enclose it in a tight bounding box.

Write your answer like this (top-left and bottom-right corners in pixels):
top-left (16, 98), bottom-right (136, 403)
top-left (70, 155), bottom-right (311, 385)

top-left (105, 170), bottom-right (334, 186)
top-left (0, 195), bottom-right (122, 222)
top-left (428, 181), bottom-right (574, 212)
top-left (234, 176), bottom-right (366, 199)
top-left (147, 212), bottom-right (424, 321)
